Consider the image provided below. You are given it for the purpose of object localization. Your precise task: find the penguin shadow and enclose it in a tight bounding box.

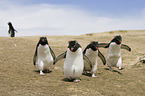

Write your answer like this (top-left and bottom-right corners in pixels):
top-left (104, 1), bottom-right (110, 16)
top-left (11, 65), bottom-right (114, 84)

top-left (34, 70), bottom-right (52, 74)
top-left (61, 78), bottom-right (74, 82)
top-left (82, 72), bottom-right (92, 77)
top-left (104, 68), bottom-right (123, 75)
top-left (61, 78), bottom-right (81, 82)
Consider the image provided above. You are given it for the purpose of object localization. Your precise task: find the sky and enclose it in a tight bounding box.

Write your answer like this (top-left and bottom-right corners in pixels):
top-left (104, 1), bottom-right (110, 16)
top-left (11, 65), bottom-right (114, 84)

top-left (0, 0), bottom-right (145, 37)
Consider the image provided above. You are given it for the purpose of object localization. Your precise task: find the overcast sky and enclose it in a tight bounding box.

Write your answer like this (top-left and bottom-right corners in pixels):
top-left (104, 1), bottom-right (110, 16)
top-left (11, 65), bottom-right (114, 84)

top-left (0, 0), bottom-right (145, 37)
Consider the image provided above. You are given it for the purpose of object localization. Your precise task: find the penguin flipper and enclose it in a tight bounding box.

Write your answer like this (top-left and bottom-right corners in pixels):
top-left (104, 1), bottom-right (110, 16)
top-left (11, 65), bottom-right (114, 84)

top-left (33, 51), bottom-right (37, 66)
top-left (33, 42), bottom-right (39, 66)
top-left (83, 54), bottom-right (92, 68)
top-left (98, 50), bottom-right (106, 65)
top-left (83, 45), bottom-right (89, 54)
top-left (98, 43), bottom-right (109, 48)
top-left (53, 51), bottom-right (67, 65)
top-left (49, 47), bottom-right (56, 60)
top-left (121, 44), bottom-right (131, 51)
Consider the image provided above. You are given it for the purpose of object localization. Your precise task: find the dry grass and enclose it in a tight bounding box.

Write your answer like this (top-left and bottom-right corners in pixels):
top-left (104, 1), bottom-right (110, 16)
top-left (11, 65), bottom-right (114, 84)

top-left (0, 30), bottom-right (145, 96)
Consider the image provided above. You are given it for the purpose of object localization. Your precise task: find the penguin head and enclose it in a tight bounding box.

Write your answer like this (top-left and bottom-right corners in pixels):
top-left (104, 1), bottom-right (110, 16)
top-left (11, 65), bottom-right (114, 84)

top-left (68, 41), bottom-right (81, 52)
top-left (112, 35), bottom-right (122, 45)
top-left (39, 37), bottom-right (48, 46)
top-left (90, 41), bottom-right (98, 51)
top-left (8, 22), bottom-right (12, 26)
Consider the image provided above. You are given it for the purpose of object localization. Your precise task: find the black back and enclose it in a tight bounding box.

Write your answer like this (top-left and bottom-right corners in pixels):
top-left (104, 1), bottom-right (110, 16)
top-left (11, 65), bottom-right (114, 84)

top-left (8, 22), bottom-right (17, 37)
top-left (105, 35), bottom-right (122, 48)
top-left (8, 22), bottom-right (15, 31)
top-left (68, 41), bottom-right (81, 52)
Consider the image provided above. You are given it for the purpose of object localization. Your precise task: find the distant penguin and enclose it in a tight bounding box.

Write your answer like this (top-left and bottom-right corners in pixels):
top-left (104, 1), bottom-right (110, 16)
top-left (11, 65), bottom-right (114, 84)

top-left (53, 41), bottom-right (91, 82)
top-left (33, 37), bottom-right (56, 75)
top-left (102, 35), bottom-right (131, 71)
top-left (8, 22), bottom-right (17, 37)
top-left (83, 41), bottom-right (106, 77)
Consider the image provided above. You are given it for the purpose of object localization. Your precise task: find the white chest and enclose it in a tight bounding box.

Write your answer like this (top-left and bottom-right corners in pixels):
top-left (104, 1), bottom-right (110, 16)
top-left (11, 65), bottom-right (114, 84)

top-left (107, 42), bottom-right (121, 57)
top-left (64, 48), bottom-right (84, 68)
top-left (85, 48), bottom-right (98, 63)
top-left (37, 44), bottom-right (53, 60)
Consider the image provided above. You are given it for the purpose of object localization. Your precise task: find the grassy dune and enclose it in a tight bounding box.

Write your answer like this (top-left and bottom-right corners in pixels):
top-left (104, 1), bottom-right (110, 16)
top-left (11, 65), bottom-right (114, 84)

top-left (0, 30), bottom-right (145, 96)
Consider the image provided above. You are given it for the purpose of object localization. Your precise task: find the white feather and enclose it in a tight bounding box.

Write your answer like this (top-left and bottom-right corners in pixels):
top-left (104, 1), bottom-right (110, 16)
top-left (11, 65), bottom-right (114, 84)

top-left (37, 44), bottom-right (53, 71)
top-left (107, 42), bottom-right (122, 68)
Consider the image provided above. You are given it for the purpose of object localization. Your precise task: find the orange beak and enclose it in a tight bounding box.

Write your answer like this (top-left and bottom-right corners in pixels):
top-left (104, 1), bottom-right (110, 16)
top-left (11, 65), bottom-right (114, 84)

top-left (71, 47), bottom-right (73, 51)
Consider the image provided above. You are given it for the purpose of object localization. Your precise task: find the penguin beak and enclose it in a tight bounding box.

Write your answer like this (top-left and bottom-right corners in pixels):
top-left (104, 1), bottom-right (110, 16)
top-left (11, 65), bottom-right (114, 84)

top-left (71, 47), bottom-right (73, 51)
top-left (41, 39), bottom-right (46, 46)
top-left (42, 39), bottom-right (45, 42)
top-left (118, 40), bottom-right (122, 45)
top-left (116, 40), bottom-right (122, 45)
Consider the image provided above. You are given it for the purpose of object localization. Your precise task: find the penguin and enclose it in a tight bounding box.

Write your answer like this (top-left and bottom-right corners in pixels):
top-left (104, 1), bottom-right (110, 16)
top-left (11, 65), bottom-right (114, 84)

top-left (53, 41), bottom-right (92, 82)
top-left (33, 37), bottom-right (56, 75)
top-left (8, 22), bottom-right (17, 37)
top-left (83, 41), bottom-right (106, 77)
top-left (101, 35), bottom-right (131, 71)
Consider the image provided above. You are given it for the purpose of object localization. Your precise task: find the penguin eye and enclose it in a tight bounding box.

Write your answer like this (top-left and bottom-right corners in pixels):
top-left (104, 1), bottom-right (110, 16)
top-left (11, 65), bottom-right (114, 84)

top-left (92, 44), bottom-right (96, 47)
